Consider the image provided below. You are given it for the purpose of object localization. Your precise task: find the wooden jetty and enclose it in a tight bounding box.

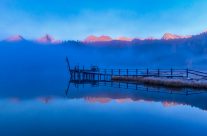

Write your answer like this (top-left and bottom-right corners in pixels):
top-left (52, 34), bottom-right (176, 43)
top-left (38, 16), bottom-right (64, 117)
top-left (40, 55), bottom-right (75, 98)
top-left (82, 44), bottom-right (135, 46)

top-left (66, 57), bottom-right (207, 89)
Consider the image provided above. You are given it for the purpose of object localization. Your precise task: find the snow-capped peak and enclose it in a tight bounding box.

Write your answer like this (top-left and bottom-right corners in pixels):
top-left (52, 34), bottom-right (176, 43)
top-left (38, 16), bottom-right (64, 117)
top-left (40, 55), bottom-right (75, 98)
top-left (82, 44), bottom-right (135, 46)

top-left (37, 34), bottom-right (55, 43)
top-left (84, 35), bottom-right (112, 42)
top-left (5, 35), bottom-right (25, 42)
top-left (116, 37), bottom-right (133, 41)
top-left (162, 33), bottom-right (191, 40)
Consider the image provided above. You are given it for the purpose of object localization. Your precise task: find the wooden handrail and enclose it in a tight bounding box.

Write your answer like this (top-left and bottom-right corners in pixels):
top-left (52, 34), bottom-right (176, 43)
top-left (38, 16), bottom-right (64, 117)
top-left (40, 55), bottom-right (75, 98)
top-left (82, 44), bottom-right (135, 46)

top-left (188, 69), bottom-right (207, 75)
top-left (68, 63), bottom-right (207, 80)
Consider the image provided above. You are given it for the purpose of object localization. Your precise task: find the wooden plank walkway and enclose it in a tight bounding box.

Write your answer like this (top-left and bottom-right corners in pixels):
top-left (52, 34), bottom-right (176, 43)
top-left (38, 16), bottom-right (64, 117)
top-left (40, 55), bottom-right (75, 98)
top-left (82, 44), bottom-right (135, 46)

top-left (66, 57), bottom-right (207, 89)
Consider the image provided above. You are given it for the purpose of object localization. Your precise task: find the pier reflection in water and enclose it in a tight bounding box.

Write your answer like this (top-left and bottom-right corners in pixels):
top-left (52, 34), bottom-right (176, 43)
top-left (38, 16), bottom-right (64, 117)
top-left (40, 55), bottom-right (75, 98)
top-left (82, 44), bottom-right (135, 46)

top-left (1, 77), bottom-right (207, 136)
top-left (66, 78), bottom-right (207, 111)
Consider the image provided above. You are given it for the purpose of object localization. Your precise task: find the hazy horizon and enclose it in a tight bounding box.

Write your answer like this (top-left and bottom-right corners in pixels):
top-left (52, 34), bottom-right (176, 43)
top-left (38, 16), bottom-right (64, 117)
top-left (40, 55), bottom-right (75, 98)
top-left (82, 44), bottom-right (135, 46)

top-left (1, 0), bottom-right (207, 40)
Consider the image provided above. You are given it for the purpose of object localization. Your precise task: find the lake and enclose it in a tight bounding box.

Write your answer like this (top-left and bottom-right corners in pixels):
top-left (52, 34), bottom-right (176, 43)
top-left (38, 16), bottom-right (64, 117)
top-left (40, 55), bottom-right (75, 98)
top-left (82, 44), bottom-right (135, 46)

top-left (0, 44), bottom-right (207, 136)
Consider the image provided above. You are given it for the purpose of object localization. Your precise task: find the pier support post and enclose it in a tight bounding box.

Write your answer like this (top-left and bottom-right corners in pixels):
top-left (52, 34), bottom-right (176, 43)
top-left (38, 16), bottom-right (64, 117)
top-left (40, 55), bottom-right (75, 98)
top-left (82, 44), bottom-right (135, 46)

top-left (147, 68), bottom-right (149, 77)
top-left (111, 69), bottom-right (113, 79)
top-left (73, 71), bottom-right (76, 80)
top-left (127, 69), bottom-right (128, 77)
top-left (98, 71), bottom-right (101, 81)
top-left (104, 69), bottom-right (106, 81)
top-left (158, 69), bottom-right (160, 77)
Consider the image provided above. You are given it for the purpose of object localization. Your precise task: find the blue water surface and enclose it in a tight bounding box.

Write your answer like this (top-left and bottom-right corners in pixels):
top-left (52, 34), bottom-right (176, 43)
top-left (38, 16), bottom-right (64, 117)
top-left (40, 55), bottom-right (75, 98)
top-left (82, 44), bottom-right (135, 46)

top-left (0, 43), bottom-right (207, 136)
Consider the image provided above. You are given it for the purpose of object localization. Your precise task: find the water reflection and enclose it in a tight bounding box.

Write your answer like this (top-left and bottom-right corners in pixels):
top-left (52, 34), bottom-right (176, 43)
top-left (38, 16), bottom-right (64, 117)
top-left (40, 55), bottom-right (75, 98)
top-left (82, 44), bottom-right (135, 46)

top-left (1, 77), bottom-right (207, 136)
top-left (66, 79), bottom-right (207, 110)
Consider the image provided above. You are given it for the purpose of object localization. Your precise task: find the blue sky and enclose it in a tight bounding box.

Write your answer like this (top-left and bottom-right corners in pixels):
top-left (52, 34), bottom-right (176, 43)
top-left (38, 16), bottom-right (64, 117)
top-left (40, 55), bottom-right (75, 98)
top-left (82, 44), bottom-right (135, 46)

top-left (0, 0), bottom-right (207, 40)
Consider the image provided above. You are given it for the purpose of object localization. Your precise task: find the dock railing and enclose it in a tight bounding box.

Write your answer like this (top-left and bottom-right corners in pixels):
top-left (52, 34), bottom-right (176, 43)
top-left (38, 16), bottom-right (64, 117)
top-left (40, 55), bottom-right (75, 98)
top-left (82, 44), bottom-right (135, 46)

top-left (68, 66), bottom-right (207, 81)
top-left (66, 56), bottom-right (207, 81)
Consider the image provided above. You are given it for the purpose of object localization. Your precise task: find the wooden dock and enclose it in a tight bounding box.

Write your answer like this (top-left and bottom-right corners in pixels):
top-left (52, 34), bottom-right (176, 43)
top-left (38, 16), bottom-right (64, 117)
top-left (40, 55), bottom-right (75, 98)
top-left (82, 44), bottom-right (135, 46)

top-left (66, 57), bottom-right (207, 89)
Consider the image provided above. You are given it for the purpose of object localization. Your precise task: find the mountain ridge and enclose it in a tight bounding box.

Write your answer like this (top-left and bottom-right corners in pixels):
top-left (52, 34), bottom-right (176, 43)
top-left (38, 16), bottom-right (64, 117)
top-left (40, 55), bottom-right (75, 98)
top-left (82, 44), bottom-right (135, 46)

top-left (2, 29), bottom-right (207, 43)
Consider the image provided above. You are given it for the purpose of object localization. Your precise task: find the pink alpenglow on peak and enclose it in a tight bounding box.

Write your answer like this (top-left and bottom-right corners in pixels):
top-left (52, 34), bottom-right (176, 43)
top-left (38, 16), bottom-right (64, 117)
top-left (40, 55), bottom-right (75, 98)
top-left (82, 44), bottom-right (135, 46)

top-left (162, 101), bottom-right (179, 107)
top-left (84, 35), bottom-right (112, 42)
top-left (98, 35), bottom-right (113, 41)
top-left (5, 35), bottom-right (25, 42)
top-left (37, 34), bottom-right (54, 43)
top-left (116, 37), bottom-right (133, 41)
top-left (84, 97), bottom-right (112, 103)
top-left (162, 33), bottom-right (181, 40)
top-left (162, 33), bottom-right (191, 40)
top-left (84, 35), bottom-right (134, 42)
top-left (37, 34), bottom-right (61, 44)
top-left (84, 35), bottom-right (98, 42)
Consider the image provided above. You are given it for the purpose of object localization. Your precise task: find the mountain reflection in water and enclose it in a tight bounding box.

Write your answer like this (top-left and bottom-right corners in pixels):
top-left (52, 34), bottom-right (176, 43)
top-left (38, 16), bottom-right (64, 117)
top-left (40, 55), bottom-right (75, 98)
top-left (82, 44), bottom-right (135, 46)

top-left (66, 80), bottom-right (207, 111)
top-left (1, 78), bottom-right (207, 136)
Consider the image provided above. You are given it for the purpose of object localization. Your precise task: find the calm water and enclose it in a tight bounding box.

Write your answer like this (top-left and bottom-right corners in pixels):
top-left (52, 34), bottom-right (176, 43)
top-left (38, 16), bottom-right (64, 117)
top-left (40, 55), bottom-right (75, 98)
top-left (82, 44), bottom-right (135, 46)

top-left (1, 80), bottom-right (207, 136)
top-left (0, 44), bottom-right (207, 136)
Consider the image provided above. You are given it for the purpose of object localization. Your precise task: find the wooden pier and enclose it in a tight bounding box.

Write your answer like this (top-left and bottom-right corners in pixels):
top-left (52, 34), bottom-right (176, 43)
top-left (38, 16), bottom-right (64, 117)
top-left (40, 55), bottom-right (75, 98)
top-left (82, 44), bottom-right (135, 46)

top-left (66, 57), bottom-right (207, 89)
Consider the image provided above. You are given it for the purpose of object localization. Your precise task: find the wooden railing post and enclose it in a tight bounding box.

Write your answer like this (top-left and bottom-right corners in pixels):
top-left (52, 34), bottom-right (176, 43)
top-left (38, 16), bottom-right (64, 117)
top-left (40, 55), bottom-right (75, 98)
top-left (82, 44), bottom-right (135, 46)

top-left (78, 67), bottom-right (80, 82)
top-left (111, 69), bottom-right (113, 86)
top-left (127, 69), bottom-right (128, 77)
top-left (98, 70), bottom-right (100, 81)
top-left (147, 68), bottom-right (149, 76)
top-left (111, 69), bottom-right (113, 79)
top-left (104, 69), bottom-right (106, 81)
top-left (82, 66), bottom-right (84, 80)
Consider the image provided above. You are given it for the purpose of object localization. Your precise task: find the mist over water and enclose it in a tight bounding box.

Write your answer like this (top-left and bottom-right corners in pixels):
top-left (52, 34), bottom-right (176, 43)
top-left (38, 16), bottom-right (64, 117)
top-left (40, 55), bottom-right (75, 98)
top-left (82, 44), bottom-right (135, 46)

top-left (1, 0), bottom-right (207, 135)
top-left (0, 41), bottom-right (206, 98)
top-left (0, 42), bottom-right (207, 136)
top-left (0, 43), bottom-right (200, 88)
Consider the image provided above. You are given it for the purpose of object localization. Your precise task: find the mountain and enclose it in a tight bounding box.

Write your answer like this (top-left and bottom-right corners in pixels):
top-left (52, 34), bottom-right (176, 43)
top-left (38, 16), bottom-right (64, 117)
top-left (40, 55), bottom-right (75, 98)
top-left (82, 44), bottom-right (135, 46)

top-left (36, 34), bottom-right (61, 44)
top-left (84, 35), bottom-right (112, 42)
top-left (2, 29), bottom-right (206, 44)
top-left (85, 35), bottom-right (134, 42)
top-left (5, 35), bottom-right (25, 42)
top-left (162, 33), bottom-right (191, 40)
top-left (162, 33), bottom-right (181, 40)
top-left (84, 33), bottom-right (194, 42)
top-left (98, 35), bottom-right (112, 41)
top-left (200, 30), bottom-right (207, 35)
top-left (84, 35), bottom-right (97, 42)
top-left (116, 37), bottom-right (133, 41)
top-left (37, 34), bottom-right (55, 43)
